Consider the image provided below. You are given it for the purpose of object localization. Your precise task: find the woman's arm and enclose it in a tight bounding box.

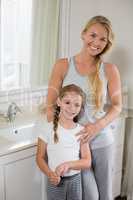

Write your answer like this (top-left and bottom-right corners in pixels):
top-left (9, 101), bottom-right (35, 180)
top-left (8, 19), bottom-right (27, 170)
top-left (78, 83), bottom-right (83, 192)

top-left (36, 138), bottom-right (60, 185)
top-left (77, 63), bottom-right (122, 142)
top-left (46, 58), bottom-right (68, 122)
top-left (96, 63), bottom-right (122, 126)
top-left (55, 142), bottom-right (91, 176)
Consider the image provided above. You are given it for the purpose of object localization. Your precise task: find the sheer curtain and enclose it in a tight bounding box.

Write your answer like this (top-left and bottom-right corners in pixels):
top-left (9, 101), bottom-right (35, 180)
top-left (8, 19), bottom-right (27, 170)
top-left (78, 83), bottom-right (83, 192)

top-left (122, 117), bottom-right (133, 200)
top-left (30, 0), bottom-right (60, 87)
top-left (0, 0), bottom-right (32, 90)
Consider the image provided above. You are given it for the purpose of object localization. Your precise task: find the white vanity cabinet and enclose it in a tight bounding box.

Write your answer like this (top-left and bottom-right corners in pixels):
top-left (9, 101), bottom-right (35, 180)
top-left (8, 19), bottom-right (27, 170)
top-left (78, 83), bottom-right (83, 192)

top-left (112, 116), bottom-right (126, 198)
top-left (0, 146), bottom-right (47, 200)
top-left (0, 115), bottom-right (126, 200)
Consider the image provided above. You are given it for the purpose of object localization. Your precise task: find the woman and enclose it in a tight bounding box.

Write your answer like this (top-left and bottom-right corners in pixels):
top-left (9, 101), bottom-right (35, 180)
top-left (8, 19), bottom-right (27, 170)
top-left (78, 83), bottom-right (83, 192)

top-left (46, 15), bottom-right (122, 200)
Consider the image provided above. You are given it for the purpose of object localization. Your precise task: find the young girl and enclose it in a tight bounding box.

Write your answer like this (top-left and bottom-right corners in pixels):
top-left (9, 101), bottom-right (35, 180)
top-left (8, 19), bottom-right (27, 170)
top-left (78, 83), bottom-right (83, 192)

top-left (36, 84), bottom-right (91, 200)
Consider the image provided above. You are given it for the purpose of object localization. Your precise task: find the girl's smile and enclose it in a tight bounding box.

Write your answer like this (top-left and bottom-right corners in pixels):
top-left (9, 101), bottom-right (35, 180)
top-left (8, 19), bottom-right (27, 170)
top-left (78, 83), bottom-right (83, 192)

top-left (57, 92), bottom-right (82, 121)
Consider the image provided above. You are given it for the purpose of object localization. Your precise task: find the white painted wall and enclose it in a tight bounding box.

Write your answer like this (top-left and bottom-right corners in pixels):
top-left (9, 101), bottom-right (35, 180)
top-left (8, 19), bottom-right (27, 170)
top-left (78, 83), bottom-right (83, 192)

top-left (59, 0), bottom-right (133, 109)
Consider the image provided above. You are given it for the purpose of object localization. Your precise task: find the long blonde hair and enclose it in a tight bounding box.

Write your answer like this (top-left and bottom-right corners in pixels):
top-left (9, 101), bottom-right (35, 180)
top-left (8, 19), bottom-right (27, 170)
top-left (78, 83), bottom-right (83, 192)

top-left (53, 84), bottom-right (86, 143)
top-left (82, 15), bottom-right (114, 109)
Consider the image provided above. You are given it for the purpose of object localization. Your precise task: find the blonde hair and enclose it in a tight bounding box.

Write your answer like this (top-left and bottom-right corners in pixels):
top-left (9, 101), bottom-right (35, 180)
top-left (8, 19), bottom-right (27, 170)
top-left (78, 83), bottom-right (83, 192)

top-left (53, 84), bottom-right (85, 143)
top-left (82, 15), bottom-right (114, 109)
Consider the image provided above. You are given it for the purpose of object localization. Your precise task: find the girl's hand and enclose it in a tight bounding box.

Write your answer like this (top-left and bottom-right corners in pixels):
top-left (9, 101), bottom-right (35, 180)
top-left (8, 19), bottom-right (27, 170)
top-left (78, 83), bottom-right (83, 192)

top-left (76, 122), bottom-right (101, 143)
top-left (55, 163), bottom-right (70, 177)
top-left (48, 171), bottom-right (61, 186)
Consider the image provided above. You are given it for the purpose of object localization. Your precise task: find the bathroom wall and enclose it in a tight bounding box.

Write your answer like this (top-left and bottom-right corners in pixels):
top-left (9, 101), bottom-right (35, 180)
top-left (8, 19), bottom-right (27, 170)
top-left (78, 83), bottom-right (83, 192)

top-left (59, 0), bottom-right (133, 109)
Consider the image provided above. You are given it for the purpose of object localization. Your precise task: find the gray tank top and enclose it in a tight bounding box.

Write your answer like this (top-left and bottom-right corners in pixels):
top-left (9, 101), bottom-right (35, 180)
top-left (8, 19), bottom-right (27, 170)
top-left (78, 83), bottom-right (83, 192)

top-left (63, 57), bottom-right (114, 149)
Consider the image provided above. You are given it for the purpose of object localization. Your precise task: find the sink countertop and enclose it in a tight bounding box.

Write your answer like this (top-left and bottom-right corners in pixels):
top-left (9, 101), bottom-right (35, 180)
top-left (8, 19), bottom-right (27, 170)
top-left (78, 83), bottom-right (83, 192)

top-left (0, 107), bottom-right (128, 158)
top-left (0, 113), bottom-right (46, 157)
top-left (0, 136), bottom-right (37, 157)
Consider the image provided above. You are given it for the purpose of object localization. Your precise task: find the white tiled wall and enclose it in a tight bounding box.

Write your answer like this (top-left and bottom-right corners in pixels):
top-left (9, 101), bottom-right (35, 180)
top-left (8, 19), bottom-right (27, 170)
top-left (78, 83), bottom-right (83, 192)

top-left (0, 87), bottom-right (48, 112)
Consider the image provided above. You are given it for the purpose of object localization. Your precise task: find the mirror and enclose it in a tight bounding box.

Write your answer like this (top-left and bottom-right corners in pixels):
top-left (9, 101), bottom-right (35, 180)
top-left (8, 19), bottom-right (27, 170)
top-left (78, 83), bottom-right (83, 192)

top-left (0, 0), bottom-right (59, 91)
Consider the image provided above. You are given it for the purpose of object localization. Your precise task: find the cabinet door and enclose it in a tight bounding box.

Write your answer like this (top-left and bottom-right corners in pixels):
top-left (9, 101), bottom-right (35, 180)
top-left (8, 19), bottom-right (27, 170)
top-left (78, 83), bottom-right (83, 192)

top-left (111, 117), bottom-right (126, 146)
top-left (111, 116), bottom-right (126, 198)
top-left (0, 166), bottom-right (4, 200)
top-left (3, 154), bottom-right (43, 200)
top-left (112, 171), bottom-right (122, 198)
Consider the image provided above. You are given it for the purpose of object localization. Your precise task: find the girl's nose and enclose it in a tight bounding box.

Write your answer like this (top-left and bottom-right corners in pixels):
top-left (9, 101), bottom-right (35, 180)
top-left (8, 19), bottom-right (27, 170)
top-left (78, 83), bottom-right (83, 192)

top-left (70, 104), bottom-right (76, 111)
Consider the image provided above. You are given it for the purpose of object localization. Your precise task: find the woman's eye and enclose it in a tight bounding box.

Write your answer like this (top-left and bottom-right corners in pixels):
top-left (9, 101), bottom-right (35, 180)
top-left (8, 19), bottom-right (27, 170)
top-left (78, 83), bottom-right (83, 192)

top-left (90, 33), bottom-right (96, 38)
top-left (101, 38), bottom-right (107, 42)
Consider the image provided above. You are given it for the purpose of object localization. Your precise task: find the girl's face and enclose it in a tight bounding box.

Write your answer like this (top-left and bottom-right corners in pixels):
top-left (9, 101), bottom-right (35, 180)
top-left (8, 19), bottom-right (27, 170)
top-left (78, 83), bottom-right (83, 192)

top-left (82, 23), bottom-right (108, 56)
top-left (57, 92), bottom-right (82, 121)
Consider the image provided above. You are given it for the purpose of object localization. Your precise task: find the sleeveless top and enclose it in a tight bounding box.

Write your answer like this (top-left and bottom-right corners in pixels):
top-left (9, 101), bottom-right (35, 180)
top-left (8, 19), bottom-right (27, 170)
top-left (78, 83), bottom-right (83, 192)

top-left (63, 57), bottom-right (114, 149)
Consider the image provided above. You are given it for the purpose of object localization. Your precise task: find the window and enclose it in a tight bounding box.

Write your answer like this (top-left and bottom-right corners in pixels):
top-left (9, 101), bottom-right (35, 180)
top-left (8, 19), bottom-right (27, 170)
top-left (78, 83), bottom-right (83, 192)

top-left (0, 0), bottom-right (60, 90)
top-left (0, 0), bottom-right (33, 90)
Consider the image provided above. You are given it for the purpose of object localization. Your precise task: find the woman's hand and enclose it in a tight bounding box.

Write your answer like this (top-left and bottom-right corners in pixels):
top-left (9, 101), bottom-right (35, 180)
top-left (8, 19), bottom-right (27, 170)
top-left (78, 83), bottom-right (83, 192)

top-left (48, 171), bottom-right (61, 186)
top-left (55, 163), bottom-right (70, 177)
top-left (76, 122), bottom-right (101, 143)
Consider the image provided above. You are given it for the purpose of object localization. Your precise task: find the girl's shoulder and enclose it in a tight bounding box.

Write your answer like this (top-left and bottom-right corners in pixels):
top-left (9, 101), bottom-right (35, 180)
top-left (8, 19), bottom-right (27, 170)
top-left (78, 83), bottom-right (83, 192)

top-left (76, 123), bottom-right (84, 131)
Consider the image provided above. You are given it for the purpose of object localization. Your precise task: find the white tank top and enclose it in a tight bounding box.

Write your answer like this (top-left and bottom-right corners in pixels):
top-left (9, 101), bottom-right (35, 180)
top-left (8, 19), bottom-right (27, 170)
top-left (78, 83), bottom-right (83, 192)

top-left (63, 57), bottom-right (114, 149)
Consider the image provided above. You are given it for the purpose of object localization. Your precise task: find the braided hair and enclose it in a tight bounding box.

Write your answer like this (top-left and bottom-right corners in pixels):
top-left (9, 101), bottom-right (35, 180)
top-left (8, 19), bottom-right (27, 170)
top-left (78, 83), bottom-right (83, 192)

top-left (53, 84), bottom-right (86, 143)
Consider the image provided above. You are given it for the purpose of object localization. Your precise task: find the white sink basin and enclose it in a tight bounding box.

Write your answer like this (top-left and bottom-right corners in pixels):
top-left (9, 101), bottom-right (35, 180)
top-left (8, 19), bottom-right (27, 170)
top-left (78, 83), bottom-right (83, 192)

top-left (0, 136), bottom-right (14, 148)
top-left (0, 123), bottom-right (37, 143)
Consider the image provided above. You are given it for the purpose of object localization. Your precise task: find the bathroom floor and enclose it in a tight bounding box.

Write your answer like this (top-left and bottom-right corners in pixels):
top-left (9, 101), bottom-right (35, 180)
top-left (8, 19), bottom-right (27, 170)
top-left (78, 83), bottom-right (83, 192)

top-left (115, 196), bottom-right (127, 200)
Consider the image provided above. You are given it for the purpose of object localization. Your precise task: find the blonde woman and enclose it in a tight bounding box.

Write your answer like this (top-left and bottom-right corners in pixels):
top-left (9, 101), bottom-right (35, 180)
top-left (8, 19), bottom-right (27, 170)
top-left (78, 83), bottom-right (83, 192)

top-left (46, 16), bottom-right (122, 200)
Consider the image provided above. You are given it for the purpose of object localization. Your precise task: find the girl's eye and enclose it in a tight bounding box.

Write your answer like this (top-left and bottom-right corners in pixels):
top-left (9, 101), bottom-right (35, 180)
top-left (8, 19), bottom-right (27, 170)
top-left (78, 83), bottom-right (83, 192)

top-left (75, 103), bottom-right (81, 107)
top-left (65, 101), bottom-right (70, 104)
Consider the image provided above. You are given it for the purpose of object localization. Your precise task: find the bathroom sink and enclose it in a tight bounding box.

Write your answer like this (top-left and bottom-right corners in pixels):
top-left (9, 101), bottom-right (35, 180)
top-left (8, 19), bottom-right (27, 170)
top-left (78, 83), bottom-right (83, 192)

top-left (0, 136), bottom-right (14, 148)
top-left (0, 123), bottom-right (38, 143)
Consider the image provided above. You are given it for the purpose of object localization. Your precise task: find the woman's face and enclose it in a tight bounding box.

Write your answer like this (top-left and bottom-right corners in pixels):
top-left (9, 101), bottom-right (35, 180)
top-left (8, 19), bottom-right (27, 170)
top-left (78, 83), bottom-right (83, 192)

top-left (82, 23), bottom-right (108, 56)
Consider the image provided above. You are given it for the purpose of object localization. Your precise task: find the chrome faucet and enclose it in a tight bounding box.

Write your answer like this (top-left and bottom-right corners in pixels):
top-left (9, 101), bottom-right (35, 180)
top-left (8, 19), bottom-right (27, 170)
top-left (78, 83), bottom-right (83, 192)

top-left (7, 102), bottom-right (21, 122)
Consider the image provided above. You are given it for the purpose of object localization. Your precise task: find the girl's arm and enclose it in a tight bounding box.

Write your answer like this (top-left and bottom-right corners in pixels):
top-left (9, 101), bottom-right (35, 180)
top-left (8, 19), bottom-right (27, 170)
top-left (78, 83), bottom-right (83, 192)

top-left (36, 137), bottom-right (51, 176)
top-left (55, 142), bottom-right (91, 176)
top-left (36, 137), bottom-right (60, 185)
top-left (77, 63), bottom-right (122, 142)
top-left (46, 59), bottom-right (68, 122)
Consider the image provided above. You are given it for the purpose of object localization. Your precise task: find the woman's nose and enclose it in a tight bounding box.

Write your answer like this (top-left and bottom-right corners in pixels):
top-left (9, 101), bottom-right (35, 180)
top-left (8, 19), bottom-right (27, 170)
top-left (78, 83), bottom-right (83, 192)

top-left (93, 39), bottom-right (100, 46)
